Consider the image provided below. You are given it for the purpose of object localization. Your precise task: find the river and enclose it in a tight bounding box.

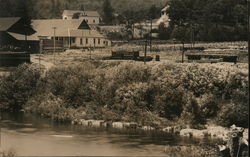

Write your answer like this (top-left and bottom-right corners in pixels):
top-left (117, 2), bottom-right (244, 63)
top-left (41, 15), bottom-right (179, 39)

top-left (0, 112), bottom-right (215, 156)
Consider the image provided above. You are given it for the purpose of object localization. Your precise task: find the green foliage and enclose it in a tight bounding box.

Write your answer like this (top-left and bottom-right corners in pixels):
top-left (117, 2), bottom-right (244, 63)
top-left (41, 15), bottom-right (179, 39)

top-left (0, 148), bottom-right (17, 157)
top-left (168, 0), bottom-right (247, 42)
top-left (171, 25), bottom-right (190, 42)
top-left (217, 103), bottom-right (248, 127)
top-left (148, 5), bottom-right (159, 19)
top-left (0, 63), bottom-right (42, 111)
top-left (102, 0), bottom-right (114, 24)
top-left (1, 61), bottom-right (248, 128)
top-left (158, 23), bottom-right (171, 40)
top-left (44, 63), bottom-right (96, 108)
top-left (164, 145), bottom-right (221, 157)
top-left (25, 93), bottom-right (75, 121)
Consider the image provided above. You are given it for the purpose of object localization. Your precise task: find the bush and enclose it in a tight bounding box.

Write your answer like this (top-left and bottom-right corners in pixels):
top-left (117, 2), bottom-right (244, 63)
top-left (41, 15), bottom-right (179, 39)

top-left (0, 148), bottom-right (17, 157)
top-left (25, 93), bottom-right (75, 122)
top-left (2, 61), bottom-right (248, 128)
top-left (0, 63), bottom-right (42, 111)
top-left (217, 103), bottom-right (248, 127)
top-left (44, 63), bottom-right (96, 108)
top-left (163, 145), bottom-right (221, 157)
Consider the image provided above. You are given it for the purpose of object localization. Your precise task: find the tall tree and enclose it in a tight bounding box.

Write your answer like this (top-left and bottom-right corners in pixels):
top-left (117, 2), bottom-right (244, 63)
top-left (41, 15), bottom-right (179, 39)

top-left (50, 0), bottom-right (62, 18)
top-left (102, 0), bottom-right (114, 24)
top-left (0, 0), bottom-right (13, 17)
top-left (168, 0), bottom-right (247, 42)
top-left (148, 4), bottom-right (159, 20)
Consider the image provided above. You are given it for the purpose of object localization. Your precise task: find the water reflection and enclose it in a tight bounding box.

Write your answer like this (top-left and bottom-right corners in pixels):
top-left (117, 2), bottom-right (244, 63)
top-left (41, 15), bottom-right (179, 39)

top-left (0, 112), bottom-right (216, 156)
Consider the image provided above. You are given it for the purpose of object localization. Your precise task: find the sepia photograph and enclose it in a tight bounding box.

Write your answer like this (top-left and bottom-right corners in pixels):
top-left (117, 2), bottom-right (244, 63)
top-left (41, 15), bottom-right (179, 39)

top-left (0, 0), bottom-right (249, 156)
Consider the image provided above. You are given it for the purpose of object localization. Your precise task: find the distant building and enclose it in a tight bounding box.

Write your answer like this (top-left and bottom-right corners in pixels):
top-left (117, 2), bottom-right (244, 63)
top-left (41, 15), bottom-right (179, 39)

top-left (62, 10), bottom-right (101, 25)
top-left (0, 17), bottom-right (36, 49)
top-left (7, 19), bottom-right (111, 50)
top-left (156, 5), bottom-right (170, 27)
top-left (133, 5), bottom-right (170, 39)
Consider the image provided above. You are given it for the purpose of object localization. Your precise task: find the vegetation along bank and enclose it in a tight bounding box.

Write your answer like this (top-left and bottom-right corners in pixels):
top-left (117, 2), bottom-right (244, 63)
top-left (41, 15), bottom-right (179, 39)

top-left (0, 61), bottom-right (248, 140)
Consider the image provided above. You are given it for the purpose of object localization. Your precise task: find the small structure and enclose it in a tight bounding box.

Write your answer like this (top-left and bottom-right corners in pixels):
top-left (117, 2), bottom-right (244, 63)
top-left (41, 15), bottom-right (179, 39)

top-left (186, 53), bottom-right (238, 63)
top-left (133, 5), bottom-right (170, 39)
top-left (62, 10), bottom-right (101, 25)
top-left (0, 52), bottom-right (30, 67)
top-left (110, 50), bottom-right (153, 61)
top-left (111, 50), bottom-right (139, 60)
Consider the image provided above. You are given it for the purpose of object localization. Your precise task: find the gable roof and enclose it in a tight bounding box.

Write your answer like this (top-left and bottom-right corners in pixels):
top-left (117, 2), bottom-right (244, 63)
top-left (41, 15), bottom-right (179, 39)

top-left (31, 19), bottom-right (84, 37)
top-left (161, 5), bottom-right (170, 12)
top-left (63, 10), bottom-right (100, 17)
top-left (0, 17), bottom-right (21, 31)
top-left (7, 19), bottom-right (105, 40)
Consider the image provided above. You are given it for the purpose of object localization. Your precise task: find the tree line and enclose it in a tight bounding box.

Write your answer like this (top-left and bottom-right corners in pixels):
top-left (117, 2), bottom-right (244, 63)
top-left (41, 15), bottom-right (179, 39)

top-left (0, 0), bottom-right (247, 42)
top-left (166, 0), bottom-right (248, 42)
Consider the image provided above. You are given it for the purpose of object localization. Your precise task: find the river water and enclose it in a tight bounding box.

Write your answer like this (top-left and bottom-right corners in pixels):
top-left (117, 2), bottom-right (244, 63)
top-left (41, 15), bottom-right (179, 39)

top-left (0, 112), bottom-right (214, 156)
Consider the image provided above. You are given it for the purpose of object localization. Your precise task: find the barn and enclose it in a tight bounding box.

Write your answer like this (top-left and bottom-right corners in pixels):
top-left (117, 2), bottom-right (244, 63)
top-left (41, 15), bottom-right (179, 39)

top-left (0, 17), bottom-right (36, 51)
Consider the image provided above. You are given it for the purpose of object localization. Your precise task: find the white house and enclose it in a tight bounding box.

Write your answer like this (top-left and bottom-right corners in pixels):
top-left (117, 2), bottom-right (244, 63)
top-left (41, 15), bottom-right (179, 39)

top-left (156, 5), bottom-right (170, 27)
top-left (134, 5), bottom-right (170, 34)
top-left (62, 10), bottom-right (101, 25)
top-left (8, 19), bottom-right (111, 48)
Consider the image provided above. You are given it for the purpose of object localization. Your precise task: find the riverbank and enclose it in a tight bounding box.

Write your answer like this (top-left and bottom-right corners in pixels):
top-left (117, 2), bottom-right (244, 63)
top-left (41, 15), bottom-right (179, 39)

top-left (0, 60), bottom-right (248, 140)
top-left (1, 112), bottom-right (224, 156)
top-left (70, 118), bottom-right (248, 141)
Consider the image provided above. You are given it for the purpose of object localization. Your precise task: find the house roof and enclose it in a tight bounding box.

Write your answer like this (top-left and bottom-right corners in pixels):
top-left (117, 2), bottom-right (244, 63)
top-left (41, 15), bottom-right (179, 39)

top-left (63, 10), bottom-right (100, 17)
top-left (31, 19), bottom-right (84, 38)
top-left (0, 17), bottom-right (21, 31)
top-left (7, 32), bottom-right (38, 41)
top-left (161, 5), bottom-right (170, 12)
top-left (8, 19), bottom-right (105, 40)
top-left (69, 29), bottom-right (104, 38)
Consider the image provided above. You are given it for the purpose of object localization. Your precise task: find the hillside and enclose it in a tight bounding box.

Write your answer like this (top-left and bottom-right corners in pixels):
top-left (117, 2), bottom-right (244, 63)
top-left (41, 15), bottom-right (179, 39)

top-left (0, 0), bottom-right (168, 19)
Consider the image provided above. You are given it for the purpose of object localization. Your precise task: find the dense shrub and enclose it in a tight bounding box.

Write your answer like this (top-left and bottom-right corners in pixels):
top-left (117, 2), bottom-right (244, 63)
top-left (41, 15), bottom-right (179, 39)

top-left (1, 61), bottom-right (248, 128)
top-left (217, 103), bottom-right (248, 127)
top-left (164, 145), bottom-right (221, 157)
top-left (0, 63), bottom-right (42, 111)
top-left (25, 93), bottom-right (75, 122)
top-left (44, 63), bottom-right (96, 108)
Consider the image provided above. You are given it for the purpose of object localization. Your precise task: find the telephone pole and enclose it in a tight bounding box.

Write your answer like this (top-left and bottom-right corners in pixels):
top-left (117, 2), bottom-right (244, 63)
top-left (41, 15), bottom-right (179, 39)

top-left (52, 27), bottom-right (57, 64)
top-left (144, 36), bottom-right (148, 64)
top-left (248, 0), bottom-right (250, 59)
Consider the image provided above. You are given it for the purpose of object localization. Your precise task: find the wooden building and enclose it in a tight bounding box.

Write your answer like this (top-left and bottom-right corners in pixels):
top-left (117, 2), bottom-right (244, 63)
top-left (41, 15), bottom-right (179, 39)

top-left (0, 17), bottom-right (36, 50)
top-left (62, 10), bottom-right (101, 25)
top-left (7, 19), bottom-right (111, 52)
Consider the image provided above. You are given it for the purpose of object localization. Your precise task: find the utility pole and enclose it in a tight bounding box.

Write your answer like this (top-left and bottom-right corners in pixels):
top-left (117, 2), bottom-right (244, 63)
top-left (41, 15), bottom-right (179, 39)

top-left (150, 19), bottom-right (153, 52)
top-left (0, 113), bottom-right (1, 149)
top-left (82, 29), bottom-right (84, 53)
top-left (144, 36), bottom-right (148, 64)
top-left (52, 27), bottom-right (57, 64)
top-left (38, 36), bottom-right (43, 70)
top-left (182, 42), bottom-right (185, 63)
top-left (248, 0), bottom-right (250, 61)
top-left (89, 44), bottom-right (92, 60)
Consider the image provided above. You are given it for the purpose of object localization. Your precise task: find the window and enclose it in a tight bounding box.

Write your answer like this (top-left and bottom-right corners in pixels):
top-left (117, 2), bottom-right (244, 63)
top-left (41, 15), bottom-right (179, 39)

top-left (86, 38), bottom-right (88, 44)
top-left (93, 38), bottom-right (96, 44)
top-left (80, 38), bottom-right (83, 45)
top-left (98, 38), bottom-right (100, 44)
top-left (72, 37), bottom-right (76, 43)
top-left (93, 19), bottom-right (95, 23)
